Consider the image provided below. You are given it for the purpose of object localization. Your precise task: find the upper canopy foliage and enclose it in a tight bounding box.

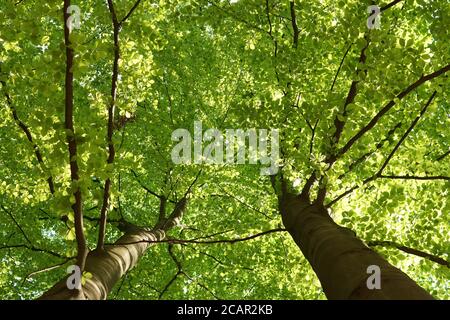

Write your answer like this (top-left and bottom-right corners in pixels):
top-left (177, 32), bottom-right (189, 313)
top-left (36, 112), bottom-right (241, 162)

top-left (0, 0), bottom-right (448, 299)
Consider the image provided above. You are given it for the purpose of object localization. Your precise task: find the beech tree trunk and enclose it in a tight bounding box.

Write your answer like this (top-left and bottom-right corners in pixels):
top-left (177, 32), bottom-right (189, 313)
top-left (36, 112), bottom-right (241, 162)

top-left (279, 192), bottom-right (433, 300)
top-left (39, 226), bottom-right (164, 299)
top-left (39, 199), bottom-right (186, 300)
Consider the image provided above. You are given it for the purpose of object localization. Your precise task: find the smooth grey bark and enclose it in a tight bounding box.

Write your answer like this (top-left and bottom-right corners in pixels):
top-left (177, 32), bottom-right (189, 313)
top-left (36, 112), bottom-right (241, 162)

top-left (39, 199), bottom-right (186, 300)
top-left (279, 192), bottom-right (433, 300)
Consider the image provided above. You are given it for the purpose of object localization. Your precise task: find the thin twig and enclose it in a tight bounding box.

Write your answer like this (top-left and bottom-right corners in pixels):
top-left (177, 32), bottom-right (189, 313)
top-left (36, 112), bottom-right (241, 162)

top-left (1, 205), bottom-right (32, 245)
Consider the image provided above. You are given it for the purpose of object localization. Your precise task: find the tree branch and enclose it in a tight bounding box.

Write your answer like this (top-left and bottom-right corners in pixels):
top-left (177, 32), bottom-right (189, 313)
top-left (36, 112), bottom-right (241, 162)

top-left (158, 244), bottom-right (221, 299)
top-left (158, 244), bottom-right (183, 299)
top-left (21, 258), bottom-right (74, 285)
top-left (380, 0), bottom-right (404, 12)
top-left (207, 1), bottom-right (269, 36)
top-left (63, 0), bottom-right (87, 272)
top-left (130, 169), bottom-right (174, 202)
top-left (0, 244), bottom-right (66, 259)
top-left (289, 1), bottom-right (299, 48)
top-left (189, 229), bottom-right (234, 241)
top-left (328, 36), bottom-right (370, 163)
top-left (436, 150), bottom-right (450, 162)
top-left (109, 228), bottom-right (287, 246)
top-left (327, 91), bottom-right (438, 207)
top-left (159, 196), bottom-right (167, 222)
top-left (97, 0), bottom-right (122, 251)
top-left (305, 8), bottom-right (407, 198)
top-left (106, 0), bottom-right (119, 26)
top-left (158, 270), bottom-right (182, 299)
top-left (379, 175), bottom-right (450, 181)
top-left (184, 272), bottom-right (220, 299)
top-left (308, 119), bottom-right (319, 156)
top-left (330, 43), bottom-right (353, 92)
top-left (183, 169), bottom-right (203, 199)
top-left (368, 240), bottom-right (449, 268)
top-left (214, 186), bottom-right (272, 219)
top-left (0, 78), bottom-right (55, 194)
top-left (336, 64), bottom-right (450, 160)
top-left (0, 204), bottom-right (32, 245)
top-left (120, 0), bottom-right (142, 25)
top-left (376, 91), bottom-right (437, 176)
top-left (300, 173), bottom-right (316, 199)
top-left (265, 0), bottom-right (278, 57)
top-left (326, 176), bottom-right (375, 208)
top-left (338, 122), bottom-right (402, 181)
top-left (313, 38), bottom-right (370, 203)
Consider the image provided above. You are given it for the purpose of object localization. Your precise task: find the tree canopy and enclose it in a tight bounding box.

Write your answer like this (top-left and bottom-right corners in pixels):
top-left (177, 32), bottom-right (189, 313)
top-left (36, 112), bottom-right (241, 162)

top-left (0, 0), bottom-right (449, 300)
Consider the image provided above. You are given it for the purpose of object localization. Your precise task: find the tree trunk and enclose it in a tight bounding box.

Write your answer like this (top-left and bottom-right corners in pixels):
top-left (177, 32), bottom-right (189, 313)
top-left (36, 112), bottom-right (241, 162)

top-left (279, 193), bottom-right (433, 300)
top-left (39, 199), bottom-right (187, 300)
top-left (39, 226), bottom-right (165, 299)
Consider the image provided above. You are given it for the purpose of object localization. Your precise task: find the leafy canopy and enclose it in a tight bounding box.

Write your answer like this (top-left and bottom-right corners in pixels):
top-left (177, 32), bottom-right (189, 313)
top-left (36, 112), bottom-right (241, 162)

top-left (0, 0), bottom-right (448, 299)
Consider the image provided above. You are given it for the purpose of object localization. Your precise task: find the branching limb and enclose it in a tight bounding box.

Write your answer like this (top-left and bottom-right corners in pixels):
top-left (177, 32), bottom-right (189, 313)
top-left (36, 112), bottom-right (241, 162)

top-left (338, 122), bottom-right (402, 181)
top-left (159, 244), bottom-right (221, 299)
top-left (0, 244), bottom-right (67, 259)
top-left (376, 91), bottom-right (437, 176)
top-left (300, 173), bottom-right (315, 199)
top-left (156, 171), bottom-right (200, 229)
top-left (379, 175), bottom-right (450, 181)
top-left (189, 229), bottom-right (234, 241)
top-left (159, 196), bottom-right (167, 222)
top-left (326, 176), bottom-right (375, 208)
top-left (183, 272), bottom-right (221, 300)
top-left (159, 244), bottom-right (183, 299)
top-left (327, 91), bottom-right (439, 207)
top-left (130, 169), bottom-right (176, 203)
top-left (289, 1), bottom-right (299, 48)
top-left (336, 64), bottom-right (449, 160)
top-left (120, 0), bottom-right (142, 25)
top-left (328, 36), bottom-right (370, 165)
top-left (315, 0), bottom-right (411, 203)
top-left (305, 39), bottom-right (369, 201)
top-left (436, 150), bottom-right (450, 162)
top-left (265, 0), bottom-right (277, 57)
top-left (330, 43), bottom-right (353, 92)
top-left (207, 0), bottom-right (269, 35)
top-left (303, 118), bottom-right (319, 156)
top-left (368, 240), bottom-right (449, 268)
top-left (21, 258), bottom-right (74, 286)
top-left (109, 228), bottom-right (287, 246)
top-left (185, 245), bottom-right (254, 271)
top-left (381, 0), bottom-right (404, 12)
top-left (98, 0), bottom-right (122, 250)
top-left (1, 204), bottom-right (32, 245)
top-left (63, 0), bottom-right (87, 272)
top-left (0, 78), bottom-right (55, 194)
top-left (215, 185), bottom-right (272, 219)
top-left (106, 0), bottom-right (119, 26)
top-left (183, 169), bottom-right (203, 198)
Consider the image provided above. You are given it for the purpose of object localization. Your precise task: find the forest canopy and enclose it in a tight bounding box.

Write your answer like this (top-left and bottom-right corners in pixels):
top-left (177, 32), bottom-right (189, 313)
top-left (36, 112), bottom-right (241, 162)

top-left (0, 0), bottom-right (449, 300)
